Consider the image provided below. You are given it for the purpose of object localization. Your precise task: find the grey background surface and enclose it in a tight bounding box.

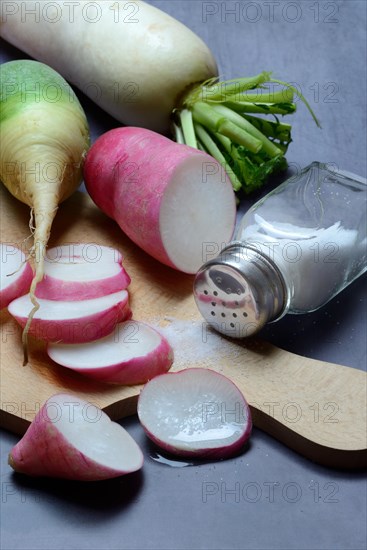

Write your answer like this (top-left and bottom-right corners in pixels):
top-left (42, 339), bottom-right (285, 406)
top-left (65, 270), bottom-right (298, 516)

top-left (0, 1), bottom-right (366, 549)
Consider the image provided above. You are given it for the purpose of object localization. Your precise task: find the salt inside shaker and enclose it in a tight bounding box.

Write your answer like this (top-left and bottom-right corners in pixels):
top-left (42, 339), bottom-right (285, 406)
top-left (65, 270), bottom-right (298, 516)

top-left (194, 162), bottom-right (367, 338)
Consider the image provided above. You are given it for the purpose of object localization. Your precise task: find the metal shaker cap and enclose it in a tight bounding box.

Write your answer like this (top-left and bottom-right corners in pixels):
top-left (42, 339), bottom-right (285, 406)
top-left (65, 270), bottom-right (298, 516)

top-left (193, 243), bottom-right (287, 338)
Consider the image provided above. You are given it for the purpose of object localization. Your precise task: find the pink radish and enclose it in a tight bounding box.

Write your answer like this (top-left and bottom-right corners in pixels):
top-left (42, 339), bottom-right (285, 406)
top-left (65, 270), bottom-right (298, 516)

top-left (84, 127), bottom-right (236, 274)
top-left (8, 393), bottom-right (143, 481)
top-left (0, 244), bottom-right (32, 309)
top-left (35, 244), bottom-right (131, 300)
top-left (8, 290), bottom-right (131, 344)
top-left (47, 321), bottom-right (174, 385)
top-left (137, 368), bottom-right (252, 459)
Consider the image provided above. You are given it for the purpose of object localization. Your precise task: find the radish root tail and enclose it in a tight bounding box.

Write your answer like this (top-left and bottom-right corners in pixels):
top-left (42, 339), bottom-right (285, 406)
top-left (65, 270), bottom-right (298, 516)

top-left (22, 204), bottom-right (57, 365)
top-left (22, 257), bottom-right (44, 366)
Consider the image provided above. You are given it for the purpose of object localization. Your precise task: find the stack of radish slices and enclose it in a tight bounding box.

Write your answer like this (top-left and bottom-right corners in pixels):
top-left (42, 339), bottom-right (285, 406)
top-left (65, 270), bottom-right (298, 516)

top-left (7, 244), bottom-right (173, 385)
top-left (5, 243), bottom-right (253, 482)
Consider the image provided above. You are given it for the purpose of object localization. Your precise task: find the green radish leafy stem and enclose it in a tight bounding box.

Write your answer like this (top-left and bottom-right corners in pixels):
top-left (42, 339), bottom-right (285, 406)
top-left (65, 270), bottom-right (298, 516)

top-left (173, 71), bottom-right (321, 194)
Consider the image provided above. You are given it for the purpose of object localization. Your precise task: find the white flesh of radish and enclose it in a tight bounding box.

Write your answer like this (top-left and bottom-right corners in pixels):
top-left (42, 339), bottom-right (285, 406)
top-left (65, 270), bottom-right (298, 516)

top-left (0, 244), bottom-right (32, 307)
top-left (9, 393), bottom-right (143, 480)
top-left (47, 321), bottom-right (174, 385)
top-left (35, 244), bottom-right (130, 300)
top-left (43, 244), bottom-right (123, 281)
top-left (138, 368), bottom-right (252, 458)
top-left (160, 157), bottom-right (236, 272)
top-left (53, 395), bottom-right (142, 472)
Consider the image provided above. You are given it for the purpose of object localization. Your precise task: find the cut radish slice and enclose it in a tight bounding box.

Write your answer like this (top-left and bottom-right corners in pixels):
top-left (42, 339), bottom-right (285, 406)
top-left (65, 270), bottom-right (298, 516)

top-left (0, 244), bottom-right (32, 309)
top-left (138, 368), bottom-right (252, 459)
top-left (47, 320), bottom-right (174, 385)
top-left (159, 155), bottom-right (236, 273)
top-left (35, 244), bottom-right (131, 300)
top-left (8, 393), bottom-right (144, 480)
top-left (8, 290), bottom-right (131, 343)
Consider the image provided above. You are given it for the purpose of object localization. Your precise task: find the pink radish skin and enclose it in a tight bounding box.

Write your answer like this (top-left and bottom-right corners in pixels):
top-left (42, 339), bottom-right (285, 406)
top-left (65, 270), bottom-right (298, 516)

top-left (84, 127), bottom-right (236, 274)
top-left (35, 271), bottom-right (130, 301)
top-left (47, 321), bottom-right (174, 385)
top-left (0, 244), bottom-right (33, 309)
top-left (8, 393), bottom-right (144, 481)
top-left (138, 368), bottom-right (252, 459)
top-left (35, 244), bottom-right (131, 301)
top-left (8, 291), bottom-right (131, 344)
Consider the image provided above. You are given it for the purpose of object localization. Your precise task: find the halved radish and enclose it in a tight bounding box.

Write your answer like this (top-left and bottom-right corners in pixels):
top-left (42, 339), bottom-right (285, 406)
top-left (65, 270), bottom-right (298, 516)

top-left (137, 368), bottom-right (252, 459)
top-left (8, 290), bottom-right (131, 343)
top-left (8, 393), bottom-right (144, 480)
top-left (84, 128), bottom-right (237, 274)
top-left (47, 320), bottom-right (174, 385)
top-left (35, 244), bottom-right (131, 300)
top-left (0, 244), bottom-right (32, 309)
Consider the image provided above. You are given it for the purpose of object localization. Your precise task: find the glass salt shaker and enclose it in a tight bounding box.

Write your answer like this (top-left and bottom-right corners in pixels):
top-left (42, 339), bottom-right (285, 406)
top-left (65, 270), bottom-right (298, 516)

top-left (193, 161), bottom-right (367, 338)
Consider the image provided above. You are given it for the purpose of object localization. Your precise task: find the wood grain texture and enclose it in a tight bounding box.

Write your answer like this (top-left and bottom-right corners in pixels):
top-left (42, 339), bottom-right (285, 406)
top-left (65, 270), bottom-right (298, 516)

top-left (1, 186), bottom-right (366, 469)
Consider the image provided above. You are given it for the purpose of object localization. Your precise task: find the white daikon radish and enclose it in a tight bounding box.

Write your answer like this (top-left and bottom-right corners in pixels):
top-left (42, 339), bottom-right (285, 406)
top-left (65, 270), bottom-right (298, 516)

top-left (0, 0), bottom-right (217, 134)
top-left (0, 1), bottom-right (319, 193)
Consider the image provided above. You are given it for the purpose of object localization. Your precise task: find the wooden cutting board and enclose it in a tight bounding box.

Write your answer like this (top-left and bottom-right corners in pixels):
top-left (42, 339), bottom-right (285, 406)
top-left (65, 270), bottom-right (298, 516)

top-left (1, 186), bottom-right (366, 469)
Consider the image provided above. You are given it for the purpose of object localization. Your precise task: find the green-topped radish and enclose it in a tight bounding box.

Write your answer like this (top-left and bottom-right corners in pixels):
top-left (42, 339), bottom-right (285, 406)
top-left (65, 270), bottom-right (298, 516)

top-left (1, 1), bottom-right (319, 193)
top-left (84, 127), bottom-right (237, 273)
top-left (0, 60), bottom-right (90, 359)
